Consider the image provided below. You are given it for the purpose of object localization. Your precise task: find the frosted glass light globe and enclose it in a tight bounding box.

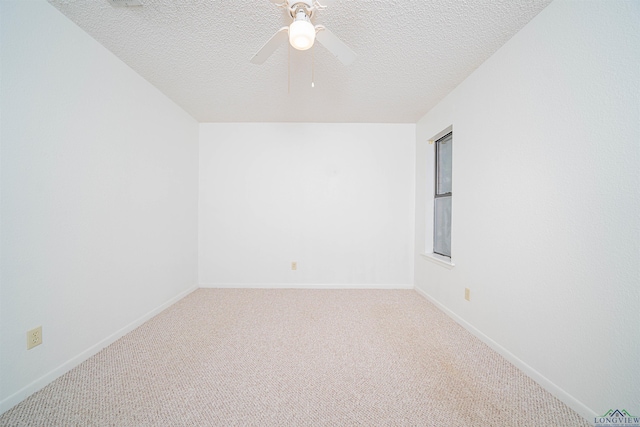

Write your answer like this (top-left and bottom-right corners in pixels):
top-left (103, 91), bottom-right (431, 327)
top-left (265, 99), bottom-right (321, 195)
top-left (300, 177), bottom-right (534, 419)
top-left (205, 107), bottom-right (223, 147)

top-left (289, 20), bottom-right (315, 51)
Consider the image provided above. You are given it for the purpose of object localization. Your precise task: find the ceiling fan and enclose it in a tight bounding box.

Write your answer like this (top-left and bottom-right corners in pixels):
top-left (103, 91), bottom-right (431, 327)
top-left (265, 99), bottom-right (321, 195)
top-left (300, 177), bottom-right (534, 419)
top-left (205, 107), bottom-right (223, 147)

top-left (250, 0), bottom-right (356, 66)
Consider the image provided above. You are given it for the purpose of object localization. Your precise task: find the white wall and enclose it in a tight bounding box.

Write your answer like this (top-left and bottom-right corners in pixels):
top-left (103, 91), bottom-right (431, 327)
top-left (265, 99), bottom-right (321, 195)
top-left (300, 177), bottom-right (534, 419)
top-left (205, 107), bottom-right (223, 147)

top-left (200, 123), bottom-right (415, 288)
top-left (414, 0), bottom-right (639, 420)
top-left (0, 0), bottom-right (199, 412)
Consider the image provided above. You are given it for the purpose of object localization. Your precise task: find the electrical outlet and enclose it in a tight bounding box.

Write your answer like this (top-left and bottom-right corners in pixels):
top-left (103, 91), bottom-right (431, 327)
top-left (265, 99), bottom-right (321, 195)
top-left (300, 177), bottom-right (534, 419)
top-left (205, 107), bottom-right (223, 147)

top-left (291, 261), bottom-right (297, 271)
top-left (464, 288), bottom-right (470, 301)
top-left (27, 326), bottom-right (42, 350)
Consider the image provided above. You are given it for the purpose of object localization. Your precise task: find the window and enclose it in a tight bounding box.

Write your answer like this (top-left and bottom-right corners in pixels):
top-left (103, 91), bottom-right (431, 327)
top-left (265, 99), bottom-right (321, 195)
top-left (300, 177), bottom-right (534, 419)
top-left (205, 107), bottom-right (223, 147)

top-left (434, 132), bottom-right (452, 257)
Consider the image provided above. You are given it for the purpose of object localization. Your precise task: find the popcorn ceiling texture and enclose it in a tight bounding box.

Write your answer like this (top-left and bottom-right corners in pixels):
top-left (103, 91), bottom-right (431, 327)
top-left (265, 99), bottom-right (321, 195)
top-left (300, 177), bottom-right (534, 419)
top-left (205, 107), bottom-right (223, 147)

top-left (0, 289), bottom-right (590, 426)
top-left (47, 0), bottom-right (552, 122)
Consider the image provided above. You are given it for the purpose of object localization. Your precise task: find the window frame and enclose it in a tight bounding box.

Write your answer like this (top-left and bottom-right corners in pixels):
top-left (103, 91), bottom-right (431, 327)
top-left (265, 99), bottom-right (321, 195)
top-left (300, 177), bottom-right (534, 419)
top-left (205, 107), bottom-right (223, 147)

top-left (433, 132), bottom-right (452, 258)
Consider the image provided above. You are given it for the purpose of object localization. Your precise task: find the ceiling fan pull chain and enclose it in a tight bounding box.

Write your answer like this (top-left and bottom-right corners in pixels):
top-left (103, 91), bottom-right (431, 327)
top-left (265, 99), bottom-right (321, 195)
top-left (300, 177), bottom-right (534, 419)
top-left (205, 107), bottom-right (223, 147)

top-left (312, 44), bottom-right (315, 88)
top-left (288, 43), bottom-right (291, 94)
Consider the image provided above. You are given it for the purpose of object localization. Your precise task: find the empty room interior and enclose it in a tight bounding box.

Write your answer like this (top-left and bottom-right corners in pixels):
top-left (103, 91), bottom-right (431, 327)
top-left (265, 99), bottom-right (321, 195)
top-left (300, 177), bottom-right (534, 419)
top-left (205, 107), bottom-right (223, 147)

top-left (1, 0), bottom-right (638, 425)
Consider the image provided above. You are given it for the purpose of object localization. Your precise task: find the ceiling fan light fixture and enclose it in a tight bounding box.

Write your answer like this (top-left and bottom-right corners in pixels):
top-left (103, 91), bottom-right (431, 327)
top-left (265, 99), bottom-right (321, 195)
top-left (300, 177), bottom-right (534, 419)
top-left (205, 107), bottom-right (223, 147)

top-left (289, 18), bottom-right (315, 50)
top-left (250, 0), bottom-right (355, 67)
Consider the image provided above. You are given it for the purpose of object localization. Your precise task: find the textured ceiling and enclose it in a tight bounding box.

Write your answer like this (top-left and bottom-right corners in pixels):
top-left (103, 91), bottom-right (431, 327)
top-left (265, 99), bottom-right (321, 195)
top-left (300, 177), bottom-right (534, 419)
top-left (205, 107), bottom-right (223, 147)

top-left (48, 0), bottom-right (552, 123)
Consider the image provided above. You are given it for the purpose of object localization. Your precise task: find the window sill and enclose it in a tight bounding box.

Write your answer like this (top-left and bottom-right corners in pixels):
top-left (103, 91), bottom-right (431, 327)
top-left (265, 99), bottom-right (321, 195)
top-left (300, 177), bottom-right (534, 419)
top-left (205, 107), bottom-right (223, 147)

top-left (421, 253), bottom-right (455, 270)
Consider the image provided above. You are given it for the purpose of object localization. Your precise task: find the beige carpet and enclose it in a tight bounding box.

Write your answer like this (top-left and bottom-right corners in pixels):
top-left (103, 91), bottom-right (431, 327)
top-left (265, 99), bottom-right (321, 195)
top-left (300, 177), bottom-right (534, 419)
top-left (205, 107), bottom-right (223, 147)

top-left (0, 289), bottom-right (589, 426)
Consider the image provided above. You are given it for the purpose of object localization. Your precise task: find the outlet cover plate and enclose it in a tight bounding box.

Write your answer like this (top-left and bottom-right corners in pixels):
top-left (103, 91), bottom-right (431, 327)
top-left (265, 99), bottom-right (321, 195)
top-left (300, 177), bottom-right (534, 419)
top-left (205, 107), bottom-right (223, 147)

top-left (27, 326), bottom-right (42, 350)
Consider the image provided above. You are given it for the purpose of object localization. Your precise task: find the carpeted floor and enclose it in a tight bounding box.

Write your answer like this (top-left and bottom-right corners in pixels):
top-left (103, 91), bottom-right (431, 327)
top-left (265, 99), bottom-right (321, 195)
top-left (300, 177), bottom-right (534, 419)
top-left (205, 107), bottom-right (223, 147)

top-left (0, 289), bottom-right (589, 426)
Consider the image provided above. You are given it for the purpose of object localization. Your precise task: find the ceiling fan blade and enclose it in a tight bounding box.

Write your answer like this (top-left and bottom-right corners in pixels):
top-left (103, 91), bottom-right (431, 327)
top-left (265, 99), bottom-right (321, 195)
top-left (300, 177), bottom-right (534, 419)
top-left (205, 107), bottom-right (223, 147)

top-left (315, 0), bottom-right (336, 7)
top-left (315, 26), bottom-right (356, 66)
top-left (250, 27), bottom-right (289, 65)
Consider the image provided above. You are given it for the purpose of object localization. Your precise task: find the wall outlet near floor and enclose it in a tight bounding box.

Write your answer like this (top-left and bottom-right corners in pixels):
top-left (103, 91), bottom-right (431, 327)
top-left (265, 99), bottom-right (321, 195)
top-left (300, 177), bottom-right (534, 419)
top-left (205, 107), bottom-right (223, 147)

top-left (464, 288), bottom-right (470, 301)
top-left (291, 261), bottom-right (297, 271)
top-left (27, 326), bottom-right (43, 350)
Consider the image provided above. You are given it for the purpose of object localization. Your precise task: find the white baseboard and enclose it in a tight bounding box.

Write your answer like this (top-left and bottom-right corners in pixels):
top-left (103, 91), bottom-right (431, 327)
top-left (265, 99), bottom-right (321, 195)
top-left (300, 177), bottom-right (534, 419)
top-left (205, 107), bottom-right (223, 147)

top-left (199, 283), bottom-right (414, 289)
top-left (0, 285), bottom-right (198, 415)
top-left (413, 286), bottom-right (596, 422)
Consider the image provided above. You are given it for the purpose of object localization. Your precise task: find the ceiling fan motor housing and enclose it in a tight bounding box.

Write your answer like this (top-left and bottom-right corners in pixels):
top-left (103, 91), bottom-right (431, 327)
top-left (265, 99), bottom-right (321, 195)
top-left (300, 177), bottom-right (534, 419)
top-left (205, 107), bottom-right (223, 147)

top-left (289, 1), bottom-right (314, 18)
top-left (289, 0), bottom-right (314, 9)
